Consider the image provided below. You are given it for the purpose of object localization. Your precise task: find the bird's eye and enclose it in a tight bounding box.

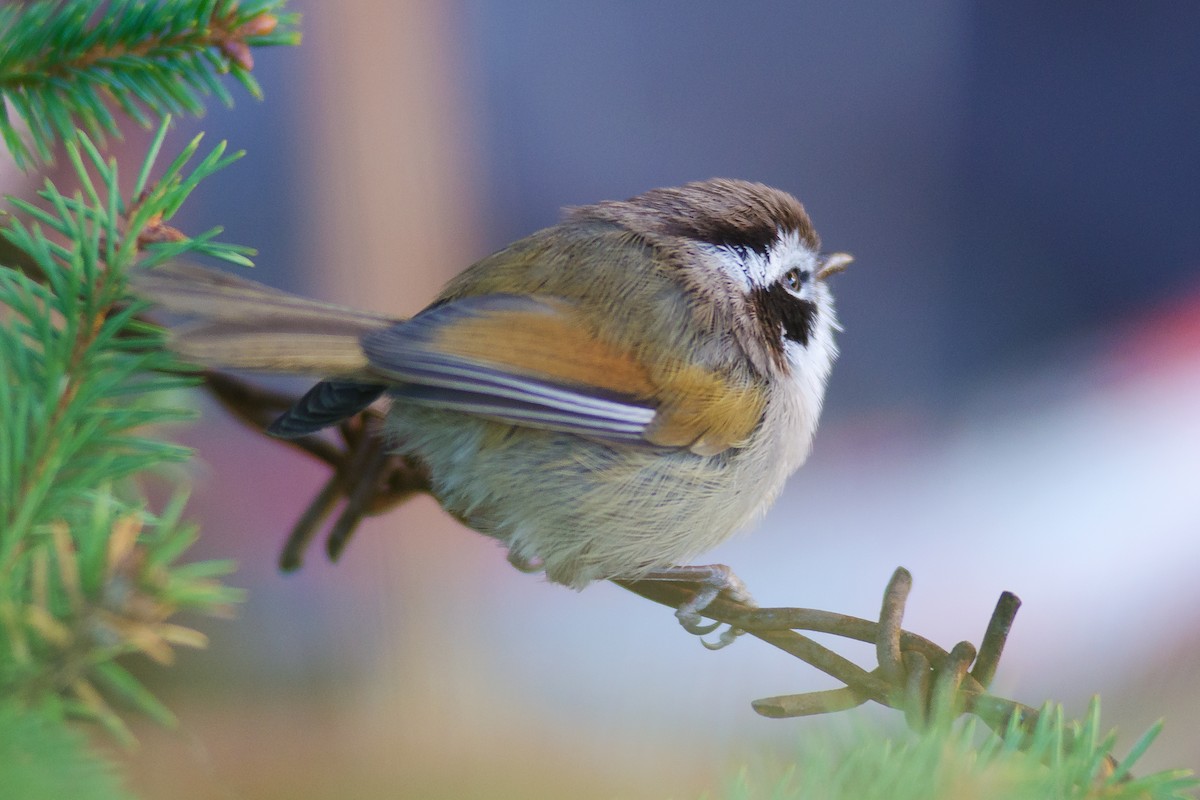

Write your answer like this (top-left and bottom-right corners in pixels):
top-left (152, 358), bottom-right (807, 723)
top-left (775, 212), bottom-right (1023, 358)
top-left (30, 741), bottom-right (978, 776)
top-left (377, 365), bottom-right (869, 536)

top-left (782, 268), bottom-right (808, 293)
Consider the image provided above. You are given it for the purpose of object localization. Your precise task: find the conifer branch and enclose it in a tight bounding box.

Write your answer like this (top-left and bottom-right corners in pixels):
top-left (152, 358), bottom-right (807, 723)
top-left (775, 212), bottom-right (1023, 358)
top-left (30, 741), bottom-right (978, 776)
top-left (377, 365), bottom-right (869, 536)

top-left (0, 3), bottom-right (289, 791)
top-left (0, 0), bottom-right (300, 168)
top-left (0, 119), bottom-right (247, 746)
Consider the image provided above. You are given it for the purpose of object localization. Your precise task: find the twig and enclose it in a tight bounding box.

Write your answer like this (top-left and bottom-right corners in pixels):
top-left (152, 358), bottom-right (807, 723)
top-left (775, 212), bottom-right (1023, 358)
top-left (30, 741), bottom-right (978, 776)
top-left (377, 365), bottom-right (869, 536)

top-left (617, 570), bottom-right (1033, 729)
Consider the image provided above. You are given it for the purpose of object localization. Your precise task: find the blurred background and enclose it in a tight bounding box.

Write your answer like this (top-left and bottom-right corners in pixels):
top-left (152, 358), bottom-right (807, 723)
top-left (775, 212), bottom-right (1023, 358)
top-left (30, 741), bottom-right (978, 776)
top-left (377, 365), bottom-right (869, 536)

top-left (14, 2), bottom-right (1200, 797)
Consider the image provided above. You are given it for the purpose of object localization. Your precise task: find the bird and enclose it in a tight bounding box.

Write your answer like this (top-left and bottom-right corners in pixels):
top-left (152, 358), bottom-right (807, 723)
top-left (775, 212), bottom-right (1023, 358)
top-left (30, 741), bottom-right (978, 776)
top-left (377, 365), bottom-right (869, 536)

top-left (133, 178), bottom-right (849, 645)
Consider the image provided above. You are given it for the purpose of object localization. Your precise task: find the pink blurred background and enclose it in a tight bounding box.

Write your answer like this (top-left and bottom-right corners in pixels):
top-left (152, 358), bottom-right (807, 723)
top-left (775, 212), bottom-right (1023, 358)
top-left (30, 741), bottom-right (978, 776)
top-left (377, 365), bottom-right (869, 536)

top-left (11, 3), bottom-right (1200, 797)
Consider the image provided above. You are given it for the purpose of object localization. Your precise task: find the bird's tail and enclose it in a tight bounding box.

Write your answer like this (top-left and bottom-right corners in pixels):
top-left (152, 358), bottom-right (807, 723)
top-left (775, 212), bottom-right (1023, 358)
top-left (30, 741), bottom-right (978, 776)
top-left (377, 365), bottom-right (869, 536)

top-left (131, 263), bottom-right (398, 377)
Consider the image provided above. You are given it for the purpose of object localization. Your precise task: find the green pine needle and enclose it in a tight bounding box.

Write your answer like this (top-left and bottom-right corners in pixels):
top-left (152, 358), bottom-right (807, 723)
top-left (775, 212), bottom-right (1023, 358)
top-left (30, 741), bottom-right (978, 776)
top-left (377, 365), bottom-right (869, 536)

top-left (723, 699), bottom-right (1197, 800)
top-left (0, 118), bottom-right (246, 745)
top-left (0, 700), bottom-right (133, 800)
top-left (0, 0), bottom-right (301, 168)
top-left (0, 2), bottom-right (291, 781)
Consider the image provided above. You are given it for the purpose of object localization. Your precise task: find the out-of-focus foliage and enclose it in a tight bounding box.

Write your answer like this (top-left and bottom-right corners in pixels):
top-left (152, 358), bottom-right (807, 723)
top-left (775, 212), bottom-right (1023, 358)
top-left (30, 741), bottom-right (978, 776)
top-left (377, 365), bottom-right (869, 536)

top-left (724, 700), bottom-right (1197, 800)
top-left (0, 2), bottom-right (299, 796)
top-left (0, 699), bottom-right (129, 800)
top-left (0, 119), bottom-right (250, 747)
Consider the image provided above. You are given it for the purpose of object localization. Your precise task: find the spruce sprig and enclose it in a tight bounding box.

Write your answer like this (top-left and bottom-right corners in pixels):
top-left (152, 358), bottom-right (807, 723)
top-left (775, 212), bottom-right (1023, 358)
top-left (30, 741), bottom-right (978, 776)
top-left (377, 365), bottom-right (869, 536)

top-left (0, 0), bottom-right (300, 168)
top-left (726, 699), bottom-right (1197, 800)
top-left (0, 118), bottom-right (246, 747)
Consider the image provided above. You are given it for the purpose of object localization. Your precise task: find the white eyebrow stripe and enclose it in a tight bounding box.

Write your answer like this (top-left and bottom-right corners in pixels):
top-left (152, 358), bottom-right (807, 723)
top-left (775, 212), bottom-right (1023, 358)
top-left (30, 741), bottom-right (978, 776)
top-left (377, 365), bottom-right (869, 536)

top-left (697, 243), bottom-right (766, 290)
top-left (699, 229), bottom-right (820, 290)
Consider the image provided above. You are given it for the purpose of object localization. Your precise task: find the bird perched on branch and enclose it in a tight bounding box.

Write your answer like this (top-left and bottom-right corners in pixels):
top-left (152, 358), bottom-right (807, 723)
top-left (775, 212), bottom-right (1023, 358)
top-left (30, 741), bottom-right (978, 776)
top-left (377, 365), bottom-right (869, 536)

top-left (134, 178), bottom-right (850, 645)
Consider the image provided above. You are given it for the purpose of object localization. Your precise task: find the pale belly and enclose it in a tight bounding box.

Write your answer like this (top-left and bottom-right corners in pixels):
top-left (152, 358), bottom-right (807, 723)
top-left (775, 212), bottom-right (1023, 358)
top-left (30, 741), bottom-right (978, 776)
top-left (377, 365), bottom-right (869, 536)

top-left (385, 393), bottom-right (814, 588)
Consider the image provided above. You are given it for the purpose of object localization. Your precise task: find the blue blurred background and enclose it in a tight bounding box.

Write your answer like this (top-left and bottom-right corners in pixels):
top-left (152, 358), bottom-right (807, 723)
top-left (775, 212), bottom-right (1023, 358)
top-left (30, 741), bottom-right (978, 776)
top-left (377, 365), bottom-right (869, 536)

top-left (74, 2), bottom-right (1200, 797)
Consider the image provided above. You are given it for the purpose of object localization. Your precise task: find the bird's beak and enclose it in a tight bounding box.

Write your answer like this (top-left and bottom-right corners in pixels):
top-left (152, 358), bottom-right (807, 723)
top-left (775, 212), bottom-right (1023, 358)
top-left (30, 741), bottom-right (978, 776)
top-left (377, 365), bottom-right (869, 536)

top-left (817, 252), bottom-right (853, 280)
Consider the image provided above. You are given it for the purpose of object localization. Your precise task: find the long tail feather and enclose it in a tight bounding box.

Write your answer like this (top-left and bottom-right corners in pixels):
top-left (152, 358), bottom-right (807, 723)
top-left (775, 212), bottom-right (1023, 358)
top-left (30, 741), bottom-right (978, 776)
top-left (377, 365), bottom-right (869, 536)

top-left (131, 263), bottom-right (399, 376)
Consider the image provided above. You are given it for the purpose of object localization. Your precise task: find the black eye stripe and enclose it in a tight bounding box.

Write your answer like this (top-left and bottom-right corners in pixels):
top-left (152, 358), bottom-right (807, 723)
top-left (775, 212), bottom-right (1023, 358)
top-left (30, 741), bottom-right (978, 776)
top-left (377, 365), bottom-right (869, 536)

top-left (751, 283), bottom-right (818, 363)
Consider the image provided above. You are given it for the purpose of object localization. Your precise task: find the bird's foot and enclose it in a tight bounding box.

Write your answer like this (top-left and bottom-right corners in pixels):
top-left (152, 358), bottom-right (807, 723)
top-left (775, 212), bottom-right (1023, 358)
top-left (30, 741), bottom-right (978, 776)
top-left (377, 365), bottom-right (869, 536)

top-left (639, 564), bottom-right (754, 650)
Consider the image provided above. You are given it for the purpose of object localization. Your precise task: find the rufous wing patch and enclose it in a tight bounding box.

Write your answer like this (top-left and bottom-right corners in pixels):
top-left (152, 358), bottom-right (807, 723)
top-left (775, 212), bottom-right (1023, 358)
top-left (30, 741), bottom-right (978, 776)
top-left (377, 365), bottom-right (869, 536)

top-left (429, 304), bottom-right (658, 399)
top-left (368, 294), bottom-right (766, 454)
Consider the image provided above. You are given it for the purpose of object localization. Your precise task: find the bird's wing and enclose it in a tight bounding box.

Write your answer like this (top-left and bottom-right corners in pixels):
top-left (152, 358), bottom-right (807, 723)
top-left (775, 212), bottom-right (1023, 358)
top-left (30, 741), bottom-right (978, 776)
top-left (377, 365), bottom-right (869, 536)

top-left (361, 294), bottom-right (766, 454)
top-left (360, 294), bottom-right (659, 445)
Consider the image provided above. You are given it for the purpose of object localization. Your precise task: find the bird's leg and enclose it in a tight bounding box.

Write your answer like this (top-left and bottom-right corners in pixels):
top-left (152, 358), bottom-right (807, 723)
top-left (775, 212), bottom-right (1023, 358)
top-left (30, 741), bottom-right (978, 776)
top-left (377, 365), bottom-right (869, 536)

top-left (638, 564), bottom-right (754, 650)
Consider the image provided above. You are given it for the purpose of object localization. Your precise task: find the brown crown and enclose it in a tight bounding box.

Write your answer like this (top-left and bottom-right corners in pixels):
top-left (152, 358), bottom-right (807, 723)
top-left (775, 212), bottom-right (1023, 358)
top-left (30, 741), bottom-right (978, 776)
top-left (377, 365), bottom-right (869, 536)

top-left (570, 178), bottom-right (818, 256)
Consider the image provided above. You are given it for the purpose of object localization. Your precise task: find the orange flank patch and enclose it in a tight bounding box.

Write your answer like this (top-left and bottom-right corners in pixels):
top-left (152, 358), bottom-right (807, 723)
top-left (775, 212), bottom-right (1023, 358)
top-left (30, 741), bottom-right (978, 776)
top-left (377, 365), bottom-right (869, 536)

top-left (647, 365), bottom-right (766, 455)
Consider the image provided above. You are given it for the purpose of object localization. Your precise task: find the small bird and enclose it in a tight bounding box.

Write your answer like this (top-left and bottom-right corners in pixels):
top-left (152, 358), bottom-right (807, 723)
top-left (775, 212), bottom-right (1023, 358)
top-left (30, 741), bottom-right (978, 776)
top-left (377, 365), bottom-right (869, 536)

top-left (135, 178), bottom-right (849, 643)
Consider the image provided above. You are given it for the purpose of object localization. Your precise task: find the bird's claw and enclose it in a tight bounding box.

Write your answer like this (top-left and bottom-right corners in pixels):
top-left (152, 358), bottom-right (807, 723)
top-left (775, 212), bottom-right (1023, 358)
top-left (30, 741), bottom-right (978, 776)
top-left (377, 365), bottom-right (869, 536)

top-left (640, 564), bottom-right (754, 650)
top-left (701, 625), bottom-right (745, 650)
top-left (676, 610), bottom-right (722, 636)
